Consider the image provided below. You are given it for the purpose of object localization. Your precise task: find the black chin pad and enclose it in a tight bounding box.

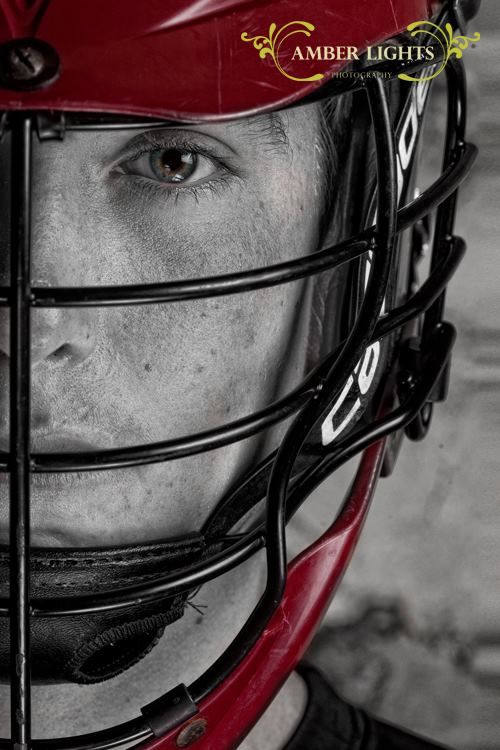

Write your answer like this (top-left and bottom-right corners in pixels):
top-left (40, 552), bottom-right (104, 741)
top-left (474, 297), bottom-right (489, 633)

top-left (0, 536), bottom-right (205, 684)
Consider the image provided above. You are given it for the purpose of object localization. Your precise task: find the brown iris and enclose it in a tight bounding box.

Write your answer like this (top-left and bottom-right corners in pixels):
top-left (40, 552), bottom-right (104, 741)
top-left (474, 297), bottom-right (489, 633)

top-left (150, 149), bottom-right (197, 183)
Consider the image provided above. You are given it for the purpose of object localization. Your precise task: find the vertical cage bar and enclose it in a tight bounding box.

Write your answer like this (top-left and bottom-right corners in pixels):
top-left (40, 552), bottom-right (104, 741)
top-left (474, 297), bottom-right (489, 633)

top-left (9, 115), bottom-right (32, 750)
top-left (423, 59), bottom-right (465, 342)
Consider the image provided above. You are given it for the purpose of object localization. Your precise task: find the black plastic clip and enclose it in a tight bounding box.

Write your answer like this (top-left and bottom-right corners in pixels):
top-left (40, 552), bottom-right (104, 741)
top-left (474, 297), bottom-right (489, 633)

top-left (141, 683), bottom-right (198, 738)
top-left (398, 325), bottom-right (452, 442)
top-left (36, 112), bottom-right (66, 141)
top-left (0, 112), bottom-right (7, 143)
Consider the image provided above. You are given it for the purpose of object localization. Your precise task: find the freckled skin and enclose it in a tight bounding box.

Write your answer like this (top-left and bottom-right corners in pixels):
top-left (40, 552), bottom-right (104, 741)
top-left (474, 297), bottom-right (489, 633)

top-left (0, 106), bottom-right (326, 743)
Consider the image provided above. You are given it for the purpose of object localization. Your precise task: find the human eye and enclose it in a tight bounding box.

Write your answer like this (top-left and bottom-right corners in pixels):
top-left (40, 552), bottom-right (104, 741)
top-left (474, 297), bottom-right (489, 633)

top-left (120, 146), bottom-right (212, 185)
top-left (111, 130), bottom-right (239, 199)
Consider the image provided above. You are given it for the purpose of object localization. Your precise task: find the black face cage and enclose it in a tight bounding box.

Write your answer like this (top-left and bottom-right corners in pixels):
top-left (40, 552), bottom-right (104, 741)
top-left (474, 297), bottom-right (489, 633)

top-left (0, 18), bottom-right (476, 750)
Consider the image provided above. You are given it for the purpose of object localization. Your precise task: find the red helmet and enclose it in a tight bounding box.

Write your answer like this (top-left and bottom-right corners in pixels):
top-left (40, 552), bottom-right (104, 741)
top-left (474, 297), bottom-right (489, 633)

top-left (0, 0), bottom-right (480, 748)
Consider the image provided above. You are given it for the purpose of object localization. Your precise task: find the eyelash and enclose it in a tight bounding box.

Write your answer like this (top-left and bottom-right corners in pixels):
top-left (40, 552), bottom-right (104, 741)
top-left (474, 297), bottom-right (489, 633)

top-left (112, 134), bottom-right (240, 203)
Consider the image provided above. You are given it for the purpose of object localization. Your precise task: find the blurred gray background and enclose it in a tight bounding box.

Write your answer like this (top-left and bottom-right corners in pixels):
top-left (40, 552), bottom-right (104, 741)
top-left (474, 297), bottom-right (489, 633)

top-left (303, 6), bottom-right (499, 748)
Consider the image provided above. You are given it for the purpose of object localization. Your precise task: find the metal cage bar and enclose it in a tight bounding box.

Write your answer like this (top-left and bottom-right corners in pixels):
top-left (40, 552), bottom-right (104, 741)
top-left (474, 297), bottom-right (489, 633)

top-left (9, 115), bottom-right (33, 750)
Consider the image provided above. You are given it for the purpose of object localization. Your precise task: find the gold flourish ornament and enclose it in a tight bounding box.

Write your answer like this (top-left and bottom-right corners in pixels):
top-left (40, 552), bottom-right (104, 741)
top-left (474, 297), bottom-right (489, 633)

top-left (398, 20), bottom-right (480, 82)
top-left (241, 21), bottom-right (325, 82)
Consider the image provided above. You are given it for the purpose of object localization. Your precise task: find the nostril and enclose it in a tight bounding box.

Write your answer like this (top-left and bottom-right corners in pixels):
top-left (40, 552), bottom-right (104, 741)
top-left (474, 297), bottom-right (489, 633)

top-left (50, 343), bottom-right (73, 361)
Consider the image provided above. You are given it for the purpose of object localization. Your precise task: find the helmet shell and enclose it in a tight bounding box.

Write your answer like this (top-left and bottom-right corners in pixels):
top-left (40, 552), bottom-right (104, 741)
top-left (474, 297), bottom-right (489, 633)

top-left (0, 0), bottom-right (437, 119)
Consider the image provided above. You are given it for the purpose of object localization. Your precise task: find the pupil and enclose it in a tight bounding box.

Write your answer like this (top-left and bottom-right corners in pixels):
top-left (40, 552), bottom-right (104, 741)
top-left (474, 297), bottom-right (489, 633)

top-left (152, 149), bottom-right (196, 182)
top-left (161, 149), bottom-right (184, 173)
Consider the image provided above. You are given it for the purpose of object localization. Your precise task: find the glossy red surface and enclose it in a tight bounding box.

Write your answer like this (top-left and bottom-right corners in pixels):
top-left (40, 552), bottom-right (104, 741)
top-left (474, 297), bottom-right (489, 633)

top-left (0, 0), bottom-right (438, 120)
top-left (141, 440), bottom-right (386, 750)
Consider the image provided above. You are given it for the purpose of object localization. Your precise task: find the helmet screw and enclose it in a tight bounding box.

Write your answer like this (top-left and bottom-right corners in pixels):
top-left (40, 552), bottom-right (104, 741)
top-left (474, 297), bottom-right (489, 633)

top-left (0, 38), bottom-right (60, 91)
top-left (176, 718), bottom-right (208, 747)
top-left (8, 44), bottom-right (45, 80)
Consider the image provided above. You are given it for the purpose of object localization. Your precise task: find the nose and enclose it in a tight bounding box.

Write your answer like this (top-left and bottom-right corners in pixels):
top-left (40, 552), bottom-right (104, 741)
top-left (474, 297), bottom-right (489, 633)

top-left (0, 287), bottom-right (97, 434)
top-left (0, 301), bottom-right (96, 367)
top-left (31, 305), bottom-right (96, 366)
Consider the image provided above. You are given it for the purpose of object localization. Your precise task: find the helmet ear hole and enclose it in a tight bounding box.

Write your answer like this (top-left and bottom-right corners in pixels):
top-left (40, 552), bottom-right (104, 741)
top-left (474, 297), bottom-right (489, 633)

top-left (65, 621), bottom-right (166, 685)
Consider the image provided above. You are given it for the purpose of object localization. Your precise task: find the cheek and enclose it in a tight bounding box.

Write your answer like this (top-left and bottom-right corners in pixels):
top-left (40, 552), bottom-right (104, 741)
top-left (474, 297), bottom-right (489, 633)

top-left (102, 281), bottom-right (304, 439)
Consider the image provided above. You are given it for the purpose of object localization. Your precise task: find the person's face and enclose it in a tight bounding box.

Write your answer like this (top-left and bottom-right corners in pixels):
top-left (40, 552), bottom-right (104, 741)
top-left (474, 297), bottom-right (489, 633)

top-left (0, 106), bottom-right (325, 546)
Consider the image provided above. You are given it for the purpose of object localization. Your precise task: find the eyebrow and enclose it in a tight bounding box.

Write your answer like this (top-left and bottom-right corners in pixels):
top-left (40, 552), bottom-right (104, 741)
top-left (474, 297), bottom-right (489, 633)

top-left (105, 111), bottom-right (290, 168)
top-left (227, 112), bottom-right (289, 153)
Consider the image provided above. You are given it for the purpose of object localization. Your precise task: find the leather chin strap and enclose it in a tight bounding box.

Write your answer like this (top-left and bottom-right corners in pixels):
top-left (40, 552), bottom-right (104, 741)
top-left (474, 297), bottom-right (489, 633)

top-left (0, 536), bottom-right (206, 684)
